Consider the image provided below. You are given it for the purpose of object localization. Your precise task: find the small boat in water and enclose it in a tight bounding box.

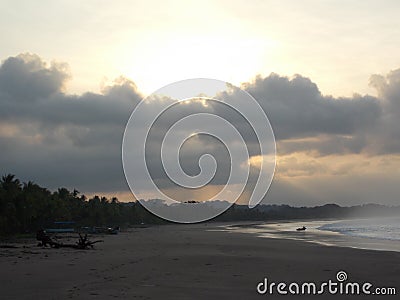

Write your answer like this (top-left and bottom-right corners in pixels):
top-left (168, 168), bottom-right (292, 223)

top-left (296, 226), bottom-right (307, 231)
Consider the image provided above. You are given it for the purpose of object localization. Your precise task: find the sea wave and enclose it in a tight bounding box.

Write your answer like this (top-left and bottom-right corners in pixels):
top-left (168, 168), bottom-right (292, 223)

top-left (318, 217), bottom-right (400, 241)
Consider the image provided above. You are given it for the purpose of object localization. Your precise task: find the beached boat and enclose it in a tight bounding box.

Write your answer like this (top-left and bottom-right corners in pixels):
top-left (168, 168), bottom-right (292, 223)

top-left (45, 221), bottom-right (75, 233)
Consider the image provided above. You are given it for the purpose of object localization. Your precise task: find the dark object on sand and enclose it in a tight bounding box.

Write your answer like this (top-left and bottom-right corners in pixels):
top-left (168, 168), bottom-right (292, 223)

top-left (36, 229), bottom-right (103, 249)
top-left (296, 226), bottom-right (307, 231)
top-left (36, 229), bottom-right (55, 247)
top-left (74, 233), bottom-right (103, 249)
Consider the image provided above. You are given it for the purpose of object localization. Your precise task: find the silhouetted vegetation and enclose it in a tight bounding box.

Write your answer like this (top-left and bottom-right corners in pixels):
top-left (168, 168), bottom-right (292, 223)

top-left (0, 174), bottom-right (165, 235)
top-left (1, 174), bottom-right (399, 236)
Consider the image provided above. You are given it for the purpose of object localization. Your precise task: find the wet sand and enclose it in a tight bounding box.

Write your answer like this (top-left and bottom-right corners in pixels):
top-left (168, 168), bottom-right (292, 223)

top-left (1, 223), bottom-right (399, 299)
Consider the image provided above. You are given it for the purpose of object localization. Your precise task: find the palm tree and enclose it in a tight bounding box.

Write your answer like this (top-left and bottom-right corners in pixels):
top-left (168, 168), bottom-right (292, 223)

top-left (1, 174), bottom-right (22, 192)
top-left (0, 174), bottom-right (22, 233)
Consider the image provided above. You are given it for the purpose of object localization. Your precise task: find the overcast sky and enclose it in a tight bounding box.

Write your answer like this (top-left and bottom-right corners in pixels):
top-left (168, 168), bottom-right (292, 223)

top-left (1, 0), bottom-right (400, 206)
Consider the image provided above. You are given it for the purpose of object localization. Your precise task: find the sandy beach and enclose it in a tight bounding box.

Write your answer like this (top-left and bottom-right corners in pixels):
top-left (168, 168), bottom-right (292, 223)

top-left (1, 222), bottom-right (399, 299)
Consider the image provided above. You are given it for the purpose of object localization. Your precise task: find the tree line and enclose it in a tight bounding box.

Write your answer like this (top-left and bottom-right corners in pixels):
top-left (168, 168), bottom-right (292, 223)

top-left (1, 174), bottom-right (399, 236)
top-left (0, 174), bottom-right (164, 235)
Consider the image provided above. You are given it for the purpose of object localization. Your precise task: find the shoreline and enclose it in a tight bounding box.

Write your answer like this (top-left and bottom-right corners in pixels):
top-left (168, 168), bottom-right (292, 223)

top-left (1, 222), bottom-right (399, 299)
top-left (219, 219), bottom-right (400, 253)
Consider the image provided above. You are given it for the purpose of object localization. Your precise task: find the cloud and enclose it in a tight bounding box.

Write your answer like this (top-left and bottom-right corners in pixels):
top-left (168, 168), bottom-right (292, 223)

top-left (0, 53), bottom-right (141, 192)
top-left (368, 69), bottom-right (400, 154)
top-left (236, 74), bottom-right (385, 157)
top-left (0, 53), bottom-right (400, 206)
top-left (0, 53), bottom-right (70, 102)
top-left (243, 74), bottom-right (382, 139)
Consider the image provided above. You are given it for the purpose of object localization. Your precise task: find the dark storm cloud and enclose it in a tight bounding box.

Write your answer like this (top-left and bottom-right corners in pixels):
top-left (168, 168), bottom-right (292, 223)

top-left (1, 53), bottom-right (400, 199)
top-left (201, 73), bottom-right (389, 157)
top-left (244, 74), bottom-right (381, 139)
top-left (0, 54), bottom-right (141, 192)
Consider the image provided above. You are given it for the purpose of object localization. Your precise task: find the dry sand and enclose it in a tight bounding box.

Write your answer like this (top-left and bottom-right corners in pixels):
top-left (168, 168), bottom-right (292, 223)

top-left (1, 223), bottom-right (399, 299)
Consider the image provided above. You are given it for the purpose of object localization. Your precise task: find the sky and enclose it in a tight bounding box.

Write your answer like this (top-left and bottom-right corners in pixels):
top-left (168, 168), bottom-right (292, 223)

top-left (1, 0), bottom-right (400, 206)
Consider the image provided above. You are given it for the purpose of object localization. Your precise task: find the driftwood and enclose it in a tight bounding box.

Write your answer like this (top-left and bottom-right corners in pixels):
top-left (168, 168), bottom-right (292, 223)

top-left (73, 233), bottom-right (103, 249)
top-left (36, 230), bottom-right (103, 249)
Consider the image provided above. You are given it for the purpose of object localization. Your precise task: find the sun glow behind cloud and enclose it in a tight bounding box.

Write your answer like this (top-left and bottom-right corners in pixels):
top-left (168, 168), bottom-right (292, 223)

top-left (111, 34), bottom-right (277, 95)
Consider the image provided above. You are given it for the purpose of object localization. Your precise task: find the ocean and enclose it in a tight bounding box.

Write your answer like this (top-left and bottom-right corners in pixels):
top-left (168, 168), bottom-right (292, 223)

top-left (318, 216), bottom-right (400, 242)
top-left (222, 216), bottom-right (400, 252)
